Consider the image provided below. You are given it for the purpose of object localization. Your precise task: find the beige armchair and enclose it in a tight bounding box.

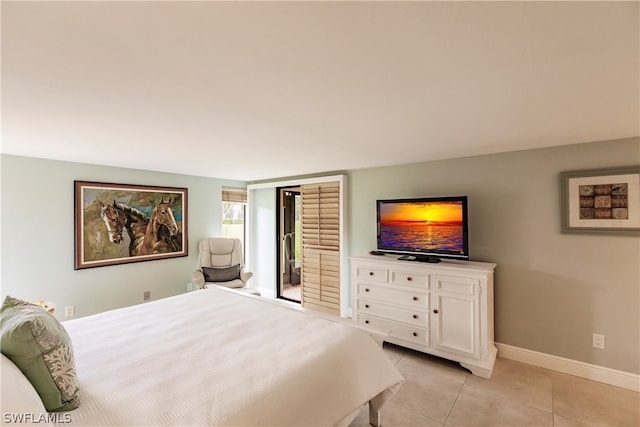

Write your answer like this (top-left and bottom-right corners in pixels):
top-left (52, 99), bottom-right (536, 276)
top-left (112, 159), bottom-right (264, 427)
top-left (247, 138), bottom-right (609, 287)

top-left (192, 238), bottom-right (258, 294)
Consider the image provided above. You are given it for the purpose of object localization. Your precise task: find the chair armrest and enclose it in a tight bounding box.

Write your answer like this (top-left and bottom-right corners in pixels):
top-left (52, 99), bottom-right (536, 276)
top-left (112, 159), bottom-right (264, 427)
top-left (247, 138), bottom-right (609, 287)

top-left (192, 270), bottom-right (205, 288)
top-left (240, 268), bottom-right (253, 284)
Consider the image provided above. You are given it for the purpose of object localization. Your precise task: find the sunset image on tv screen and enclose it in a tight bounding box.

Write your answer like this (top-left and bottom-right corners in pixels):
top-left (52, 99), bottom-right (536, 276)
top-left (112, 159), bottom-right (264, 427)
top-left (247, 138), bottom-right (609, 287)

top-left (379, 201), bottom-right (464, 253)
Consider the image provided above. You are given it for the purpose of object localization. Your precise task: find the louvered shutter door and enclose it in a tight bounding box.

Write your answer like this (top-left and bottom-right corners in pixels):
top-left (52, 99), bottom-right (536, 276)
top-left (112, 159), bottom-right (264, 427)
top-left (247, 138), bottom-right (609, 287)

top-left (300, 182), bottom-right (340, 315)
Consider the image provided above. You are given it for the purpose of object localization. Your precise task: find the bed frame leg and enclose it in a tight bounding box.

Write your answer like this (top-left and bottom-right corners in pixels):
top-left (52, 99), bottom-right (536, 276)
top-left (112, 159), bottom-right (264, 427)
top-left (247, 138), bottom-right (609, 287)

top-left (368, 400), bottom-right (381, 427)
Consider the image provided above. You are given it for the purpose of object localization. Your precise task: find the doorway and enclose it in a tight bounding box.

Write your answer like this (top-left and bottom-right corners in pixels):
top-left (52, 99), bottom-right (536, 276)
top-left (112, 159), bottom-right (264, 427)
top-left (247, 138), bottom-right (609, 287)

top-left (277, 187), bottom-right (301, 303)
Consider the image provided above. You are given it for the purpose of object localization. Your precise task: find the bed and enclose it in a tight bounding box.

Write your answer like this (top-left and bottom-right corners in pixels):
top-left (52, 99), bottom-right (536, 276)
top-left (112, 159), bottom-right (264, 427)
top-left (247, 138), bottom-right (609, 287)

top-left (1, 286), bottom-right (403, 427)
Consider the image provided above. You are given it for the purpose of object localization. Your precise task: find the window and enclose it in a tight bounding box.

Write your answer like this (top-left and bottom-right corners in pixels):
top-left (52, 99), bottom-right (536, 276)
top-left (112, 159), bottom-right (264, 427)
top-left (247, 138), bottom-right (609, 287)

top-left (221, 188), bottom-right (247, 248)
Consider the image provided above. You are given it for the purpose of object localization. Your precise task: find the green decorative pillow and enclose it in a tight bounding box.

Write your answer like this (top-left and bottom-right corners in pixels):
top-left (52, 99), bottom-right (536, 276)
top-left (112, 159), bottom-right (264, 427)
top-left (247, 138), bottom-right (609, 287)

top-left (0, 296), bottom-right (79, 412)
top-left (202, 264), bottom-right (241, 282)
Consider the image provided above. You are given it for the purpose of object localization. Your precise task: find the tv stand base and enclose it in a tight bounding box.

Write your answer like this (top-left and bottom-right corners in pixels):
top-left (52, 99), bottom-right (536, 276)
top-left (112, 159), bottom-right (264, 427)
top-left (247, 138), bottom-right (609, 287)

top-left (352, 255), bottom-right (497, 378)
top-left (397, 254), bottom-right (441, 263)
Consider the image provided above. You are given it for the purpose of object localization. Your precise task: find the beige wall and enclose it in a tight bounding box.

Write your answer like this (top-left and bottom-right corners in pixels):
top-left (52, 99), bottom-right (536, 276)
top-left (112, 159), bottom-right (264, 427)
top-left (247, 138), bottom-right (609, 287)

top-left (2, 138), bottom-right (638, 375)
top-left (0, 155), bottom-right (245, 319)
top-left (348, 137), bottom-right (639, 374)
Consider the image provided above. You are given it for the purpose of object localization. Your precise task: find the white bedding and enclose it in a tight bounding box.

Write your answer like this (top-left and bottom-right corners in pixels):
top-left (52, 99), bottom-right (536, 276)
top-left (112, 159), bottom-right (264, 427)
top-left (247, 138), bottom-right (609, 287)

top-left (58, 287), bottom-right (403, 426)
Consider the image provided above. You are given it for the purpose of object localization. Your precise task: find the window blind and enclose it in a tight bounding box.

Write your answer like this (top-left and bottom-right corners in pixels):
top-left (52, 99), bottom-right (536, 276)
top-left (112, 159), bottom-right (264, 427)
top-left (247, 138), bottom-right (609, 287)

top-left (222, 188), bottom-right (247, 203)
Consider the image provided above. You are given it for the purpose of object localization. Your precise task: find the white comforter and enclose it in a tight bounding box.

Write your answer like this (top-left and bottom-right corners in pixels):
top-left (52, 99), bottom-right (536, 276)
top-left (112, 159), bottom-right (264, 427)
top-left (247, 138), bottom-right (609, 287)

top-left (59, 287), bottom-right (403, 426)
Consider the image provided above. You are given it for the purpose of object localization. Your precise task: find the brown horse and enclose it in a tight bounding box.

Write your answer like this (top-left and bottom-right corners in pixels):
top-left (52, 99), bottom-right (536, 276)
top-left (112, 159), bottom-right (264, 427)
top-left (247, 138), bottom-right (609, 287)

top-left (139, 199), bottom-right (180, 255)
top-left (100, 200), bottom-right (149, 256)
top-left (100, 200), bottom-right (127, 245)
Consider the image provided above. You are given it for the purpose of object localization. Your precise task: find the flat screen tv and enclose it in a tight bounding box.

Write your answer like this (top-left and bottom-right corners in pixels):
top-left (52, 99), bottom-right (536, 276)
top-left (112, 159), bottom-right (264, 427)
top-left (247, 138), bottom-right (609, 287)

top-left (376, 196), bottom-right (469, 262)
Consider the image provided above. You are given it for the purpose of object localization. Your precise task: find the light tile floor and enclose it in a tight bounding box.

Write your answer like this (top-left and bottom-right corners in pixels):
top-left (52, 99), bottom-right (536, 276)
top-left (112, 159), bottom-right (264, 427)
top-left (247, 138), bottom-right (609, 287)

top-left (281, 285), bottom-right (301, 302)
top-left (350, 343), bottom-right (640, 427)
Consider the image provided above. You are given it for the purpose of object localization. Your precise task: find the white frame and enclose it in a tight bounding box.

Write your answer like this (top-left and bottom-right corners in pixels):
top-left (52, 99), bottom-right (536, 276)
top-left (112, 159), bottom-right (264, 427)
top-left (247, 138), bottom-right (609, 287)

top-left (247, 174), bottom-right (350, 317)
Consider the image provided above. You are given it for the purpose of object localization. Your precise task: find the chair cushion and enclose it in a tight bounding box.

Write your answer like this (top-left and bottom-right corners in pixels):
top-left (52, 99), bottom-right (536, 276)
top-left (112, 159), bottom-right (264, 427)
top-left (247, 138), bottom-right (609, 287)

top-left (202, 265), bottom-right (241, 283)
top-left (198, 238), bottom-right (244, 269)
top-left (0, 296), bottom-right (79, 412)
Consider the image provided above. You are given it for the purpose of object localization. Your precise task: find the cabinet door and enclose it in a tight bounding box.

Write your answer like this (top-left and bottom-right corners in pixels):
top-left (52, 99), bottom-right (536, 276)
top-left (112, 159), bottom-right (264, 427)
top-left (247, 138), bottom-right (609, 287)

top-left (431, 275), bottom-right (481, 359)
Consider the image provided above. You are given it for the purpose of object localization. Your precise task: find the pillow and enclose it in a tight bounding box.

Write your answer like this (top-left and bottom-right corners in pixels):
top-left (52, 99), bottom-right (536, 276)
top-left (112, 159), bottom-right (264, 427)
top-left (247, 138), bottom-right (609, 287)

top-left (202, 265), bottom-right (241, 282)
top-left (1, 354), bottom-right (50, 423)
top-left (0, 296), bottom-right (79, 412)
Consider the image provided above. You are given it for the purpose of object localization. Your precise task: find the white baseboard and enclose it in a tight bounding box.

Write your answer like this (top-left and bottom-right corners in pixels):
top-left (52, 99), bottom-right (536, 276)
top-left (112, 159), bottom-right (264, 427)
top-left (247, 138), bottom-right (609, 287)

top-left (255, 286), bottom-right (275, 299)
top-left (496, 342), bottom-right (640, 392)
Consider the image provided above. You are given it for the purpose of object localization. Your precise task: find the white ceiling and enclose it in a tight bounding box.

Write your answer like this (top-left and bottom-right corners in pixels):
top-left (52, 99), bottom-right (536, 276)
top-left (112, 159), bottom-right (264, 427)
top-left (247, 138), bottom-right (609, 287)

top-left (2, 1), bottom-right (638, 181)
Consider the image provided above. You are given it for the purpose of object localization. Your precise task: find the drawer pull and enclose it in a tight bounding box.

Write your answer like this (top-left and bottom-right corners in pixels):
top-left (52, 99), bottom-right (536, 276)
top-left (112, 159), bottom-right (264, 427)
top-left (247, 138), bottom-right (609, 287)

top-left (407, 277), bottom-right (413, 281)
top-left (412, 296), bottom-right (418, 301)
top-left (412, 314), bottom-right (418, 319)
top-left (365, 320), bottom-right (370, 324)
top-left (433, 309), bottom-right (439, 314)
top-left (412, 332), bottom-right (418, 337)
top-left (365, 288), bottom-right (370, 292)
top-left (365, 304), bottom-right (370, 309)
top-left (369, 271), bottom-right (374, 276)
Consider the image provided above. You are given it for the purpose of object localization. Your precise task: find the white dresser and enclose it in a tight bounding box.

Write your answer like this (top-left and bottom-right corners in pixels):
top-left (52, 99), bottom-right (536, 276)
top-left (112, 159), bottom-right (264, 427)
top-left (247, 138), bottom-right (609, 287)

top-left (351, 254), bottom-right (497, 378)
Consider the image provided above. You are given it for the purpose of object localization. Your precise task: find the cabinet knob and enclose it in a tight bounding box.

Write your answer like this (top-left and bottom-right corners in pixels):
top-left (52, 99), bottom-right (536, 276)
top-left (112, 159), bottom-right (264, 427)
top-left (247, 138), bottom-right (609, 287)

top-left (365, 288), bottom-right (370, 292)
top-left (433, 309), bottom-right (439, 314)
top-left (365, 320), bottom-right (369, 324)
top-left (365, 304), bottom-right (370, 309)
top-left (412, 296), bottom-right (418, 301)
top-left (412, 314), bottom-right (418, 319)
top-left (412, 332), bottom-right (418, 337)
top-left (407, 277), bottom-right (413, 281)
top-left (369, 271), bottom-right (374, 276)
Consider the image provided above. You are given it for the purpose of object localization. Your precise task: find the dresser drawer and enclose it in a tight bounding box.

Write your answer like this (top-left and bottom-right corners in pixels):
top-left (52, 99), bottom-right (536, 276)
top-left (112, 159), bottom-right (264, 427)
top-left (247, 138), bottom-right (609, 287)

top-left (359, 314), bottom-right (429, 347)
top-left (356, 266), bottom-right (389, 283)
top-left (391, 270), bottom-right (429, 287)
top-left (358, 299), bottom-right (428, 328)
top-left (358, 283), bottom-right (429, 309)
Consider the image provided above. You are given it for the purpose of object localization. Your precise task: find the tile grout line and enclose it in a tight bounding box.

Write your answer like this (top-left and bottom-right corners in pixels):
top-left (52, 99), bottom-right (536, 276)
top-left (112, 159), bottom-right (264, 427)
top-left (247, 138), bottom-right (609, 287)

top-left (385, 348), bottom-right (447, 426)
top-left (441, 371), bottom-right (469, 427)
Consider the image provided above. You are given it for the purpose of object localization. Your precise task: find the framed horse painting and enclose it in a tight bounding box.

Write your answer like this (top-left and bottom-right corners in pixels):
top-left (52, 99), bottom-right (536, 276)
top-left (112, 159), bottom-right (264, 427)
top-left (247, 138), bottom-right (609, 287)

top-left (74, 181), bottom-right (188, 269)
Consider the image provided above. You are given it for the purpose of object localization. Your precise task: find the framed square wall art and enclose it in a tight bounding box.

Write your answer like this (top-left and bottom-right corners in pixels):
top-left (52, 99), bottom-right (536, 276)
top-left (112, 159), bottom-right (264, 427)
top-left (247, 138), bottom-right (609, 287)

top-left (561, 166), bottom-right (640, 234)
top-left (75, 181), bottom-right (188, 269)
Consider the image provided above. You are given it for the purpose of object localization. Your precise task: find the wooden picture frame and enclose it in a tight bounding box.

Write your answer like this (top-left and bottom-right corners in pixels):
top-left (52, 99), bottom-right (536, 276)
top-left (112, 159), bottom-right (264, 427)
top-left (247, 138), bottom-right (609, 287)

top-left (74, 181), bottom-right (188, 269)
top-left (560, 166), bottom-right (640, 234)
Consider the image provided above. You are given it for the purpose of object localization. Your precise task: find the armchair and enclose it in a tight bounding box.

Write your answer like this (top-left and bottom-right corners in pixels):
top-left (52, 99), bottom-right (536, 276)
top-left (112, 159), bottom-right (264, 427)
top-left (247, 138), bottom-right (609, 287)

top-left (192, 238), bottom-right (258, 294)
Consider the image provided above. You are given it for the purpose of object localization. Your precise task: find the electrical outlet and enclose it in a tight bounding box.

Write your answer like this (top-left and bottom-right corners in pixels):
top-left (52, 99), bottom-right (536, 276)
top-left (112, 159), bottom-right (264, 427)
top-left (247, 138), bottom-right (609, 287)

top-left (592, 333), bottom-right (605, 349)
top-left (143, 291), bottom-right (151, 301)
top-left (64, 306), bottom-right (74, 318)
top-left (186, 282), bottom-right (193, 292)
